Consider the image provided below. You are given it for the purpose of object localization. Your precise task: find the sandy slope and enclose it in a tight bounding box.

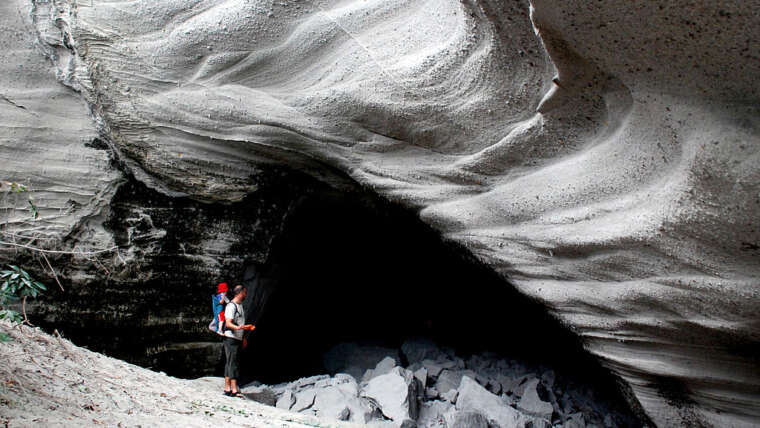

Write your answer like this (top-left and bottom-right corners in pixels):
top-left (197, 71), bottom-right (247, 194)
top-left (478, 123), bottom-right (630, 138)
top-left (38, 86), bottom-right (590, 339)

top-left (0, 321), bottom-right (358, 428)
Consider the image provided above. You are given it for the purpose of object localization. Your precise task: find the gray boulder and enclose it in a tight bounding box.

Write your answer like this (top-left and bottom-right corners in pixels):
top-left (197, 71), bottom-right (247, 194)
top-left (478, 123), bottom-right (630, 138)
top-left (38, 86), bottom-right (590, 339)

top-left (271, 374), bottom-right (330, 395)
top-left (336, 406), bottom-right (351, 421)
top-left (425, 387), bottom-right (440, 400)
top-left (323, 343), bottom-right (399, 378)
top-left (527, 419), bottom-right (553, 428)
top-left (435, 369), bottom-right (463, 394)
top-left (239, 385), bottom-right (276, 406)
top-left (565, 412), bottom-right (586, 428)
top-left (312, 382), bottom-right (377, 423)
top-left (462, 369), bottom-right (487, 387)
top-left (414, 367), bottom-right (428, 389)
top-left (401, 338), bottom-right (447, 364)
top-left (418, 400), bottom-right (454, 428)
top-left (422, 360), bottom-right (445, 379)
top-left (486, 378), bottom-right (502, 395)
top-left (441, 389), bottom-right (459, 404)
top-left (465, 355), bottom-right (491, 373)
top-left (362, 367), bottom-right (420, 426)
top-left (517, 379), bottom-right (554, 420)
top-left (449, 411), bottom-right (489, 428)
top-left (439, 360), bottom-right (457, 370)
top-left (276, 390), bottom-right (295, 410)
top-left (456, 376), bottom-right (536, 427)
top-left (292, 389), bottom-right (316, 412)
top-left (500, 374), bottom-right (533, 398)
top-left (362, 356), bottom-right (398, 383)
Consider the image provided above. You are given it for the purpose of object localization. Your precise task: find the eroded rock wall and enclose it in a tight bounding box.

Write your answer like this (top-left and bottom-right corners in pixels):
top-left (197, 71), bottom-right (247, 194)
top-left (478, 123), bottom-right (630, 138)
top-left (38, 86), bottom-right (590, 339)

top-left (0, 0), bottom-right (121, 249)
top-left (1, 0), bottom-right (758, 426)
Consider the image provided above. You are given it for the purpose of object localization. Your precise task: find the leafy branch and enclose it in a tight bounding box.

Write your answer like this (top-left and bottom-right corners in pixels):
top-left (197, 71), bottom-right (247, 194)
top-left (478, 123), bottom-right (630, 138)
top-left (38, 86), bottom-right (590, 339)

top-left (0, 265), bottom-right (47, 341)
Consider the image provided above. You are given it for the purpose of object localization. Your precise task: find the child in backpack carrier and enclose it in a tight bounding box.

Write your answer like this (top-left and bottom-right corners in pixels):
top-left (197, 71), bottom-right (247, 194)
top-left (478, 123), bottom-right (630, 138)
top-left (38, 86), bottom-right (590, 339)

top-left (209, 282), bottom-right (230, 335)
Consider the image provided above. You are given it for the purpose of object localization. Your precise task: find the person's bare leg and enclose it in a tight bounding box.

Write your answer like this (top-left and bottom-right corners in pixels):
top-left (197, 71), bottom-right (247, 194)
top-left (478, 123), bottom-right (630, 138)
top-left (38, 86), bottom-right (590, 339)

top-left (224, 377), bottom-right (231, 393)
top-left (230, 379), bottom-right (239, 394)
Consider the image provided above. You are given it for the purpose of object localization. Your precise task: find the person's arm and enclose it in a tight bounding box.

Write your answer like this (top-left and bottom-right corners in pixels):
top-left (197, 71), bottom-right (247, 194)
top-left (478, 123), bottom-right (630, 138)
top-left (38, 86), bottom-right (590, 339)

top-left (225, 318), bottom-right (243, 331)
top-left (224, 305), bottom-right (243, 331)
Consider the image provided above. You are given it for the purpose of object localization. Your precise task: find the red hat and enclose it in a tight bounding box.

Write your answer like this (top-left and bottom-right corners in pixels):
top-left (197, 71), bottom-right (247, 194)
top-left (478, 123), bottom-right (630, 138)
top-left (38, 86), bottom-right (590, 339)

top-left (217, 282), bottom-right (228, 293)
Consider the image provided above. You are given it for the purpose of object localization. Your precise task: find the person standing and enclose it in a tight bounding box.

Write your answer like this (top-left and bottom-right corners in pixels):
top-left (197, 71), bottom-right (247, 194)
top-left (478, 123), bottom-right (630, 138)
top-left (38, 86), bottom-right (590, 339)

top-left (224, 284), bottom-right (254, 397)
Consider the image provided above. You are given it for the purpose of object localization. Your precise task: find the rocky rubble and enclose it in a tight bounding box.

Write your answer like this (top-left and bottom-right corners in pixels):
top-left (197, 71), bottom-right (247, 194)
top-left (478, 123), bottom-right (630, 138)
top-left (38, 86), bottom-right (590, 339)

top-left (243, 340), bottom-right (640, 428)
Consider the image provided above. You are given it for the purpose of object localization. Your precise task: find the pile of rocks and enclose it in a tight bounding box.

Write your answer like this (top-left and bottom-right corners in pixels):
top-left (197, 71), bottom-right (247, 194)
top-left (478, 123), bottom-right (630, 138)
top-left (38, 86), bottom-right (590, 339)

top-left (242, 340), bottom-right (637, 427)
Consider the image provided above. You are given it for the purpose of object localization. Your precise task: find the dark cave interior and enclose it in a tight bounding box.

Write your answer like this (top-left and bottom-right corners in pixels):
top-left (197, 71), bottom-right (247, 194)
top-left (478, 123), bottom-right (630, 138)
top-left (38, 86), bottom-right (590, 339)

top-left (233, 187), bottom-right (630, 412)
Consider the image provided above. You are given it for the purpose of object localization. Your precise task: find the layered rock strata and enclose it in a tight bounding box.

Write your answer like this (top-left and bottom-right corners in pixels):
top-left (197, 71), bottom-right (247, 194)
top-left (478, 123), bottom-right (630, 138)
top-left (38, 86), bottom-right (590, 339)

top-left (0, 0), bottom-right (757, 426)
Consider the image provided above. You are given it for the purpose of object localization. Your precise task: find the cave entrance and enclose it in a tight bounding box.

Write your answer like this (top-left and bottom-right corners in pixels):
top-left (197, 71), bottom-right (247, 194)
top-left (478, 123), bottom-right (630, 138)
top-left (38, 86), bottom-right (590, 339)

top-left (234, 188), bottom-right (608, 388)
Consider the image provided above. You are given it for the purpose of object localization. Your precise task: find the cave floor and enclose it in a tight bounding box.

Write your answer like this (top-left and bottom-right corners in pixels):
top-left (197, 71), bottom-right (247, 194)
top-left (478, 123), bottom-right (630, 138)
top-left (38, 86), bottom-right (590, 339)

top-left (0, 321), bottom-right (358, 428)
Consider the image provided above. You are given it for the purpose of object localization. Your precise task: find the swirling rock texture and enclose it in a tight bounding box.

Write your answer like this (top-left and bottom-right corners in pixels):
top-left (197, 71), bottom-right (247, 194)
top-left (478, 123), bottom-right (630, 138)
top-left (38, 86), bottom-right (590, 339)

top-left (0, 0), bottom-right (121, 248)
top-left (1, 0), bottom-right (757, 426)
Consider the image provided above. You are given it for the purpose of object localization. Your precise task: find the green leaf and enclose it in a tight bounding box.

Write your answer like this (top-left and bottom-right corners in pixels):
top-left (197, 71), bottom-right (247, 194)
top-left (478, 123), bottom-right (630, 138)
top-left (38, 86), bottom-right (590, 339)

top-left (28, 200), bottom-right (39, 219)
top-left (8, 265), bottom-right (18, 271)
top-left (10, 273), bottom-right (19, 280)
top-left (35, 282), bottom-right (46, 291)
top-left (0, 309), bottom-right (21, 323)
top-left (0, 332), bottom-right (11, 342)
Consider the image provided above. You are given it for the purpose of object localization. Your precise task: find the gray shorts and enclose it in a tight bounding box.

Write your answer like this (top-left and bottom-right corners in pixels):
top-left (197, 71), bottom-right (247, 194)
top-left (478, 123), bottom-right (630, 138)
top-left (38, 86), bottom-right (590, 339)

top-left (223, 337), bottom-right (242, 379)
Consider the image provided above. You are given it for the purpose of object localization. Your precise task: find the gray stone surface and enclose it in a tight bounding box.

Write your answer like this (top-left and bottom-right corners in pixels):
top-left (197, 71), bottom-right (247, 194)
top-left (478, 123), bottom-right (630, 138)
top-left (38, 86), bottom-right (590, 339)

top-left (501, 375), bottom-right (532, 399)
top-left (441, 389), bottom-right (458, 405)
top-left (0, 0), bottom-right (122, 248)
top-left (424, 387), bottom-right (439, 400)
top-left (449, 411), bottom-right (489, 428)
top-left (323, 343), bottom-right (399, 379)
top-left (276, 390), bottom-right (295, 410)
top-left (250, 344), bottom-right (642, 427)
top-left (362, 356), bottom-right (398, 383)
top-left (312, 382), bottom-right (375, 424)
top-left (414, 367), bottom-right (428, 389)
top-left (241, 385), bottom-right (277, 407)
top-left (565, 412), bottom-right (586, 428)
top-left (422, 360), bottom-right (445, 379)
top-left (486, 379), bottom-right (502, 396)
top-left (456, 376), bottom-right (535, 428)
top-left (292, 390), bottom-right (316, 412)
top-left (435, 370), bottom-right (463, 395)
top-left (418, 401), bottom-right (453, 428)
top-left (517, 379), bottom-right (554, 420)
top-left (362, 367), bottom-right (420, 425)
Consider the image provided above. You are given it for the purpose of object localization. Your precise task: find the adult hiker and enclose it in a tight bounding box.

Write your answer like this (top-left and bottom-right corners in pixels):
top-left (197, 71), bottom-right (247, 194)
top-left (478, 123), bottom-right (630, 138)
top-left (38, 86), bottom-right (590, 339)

top-left (223, 284), bottom-right (255, 397)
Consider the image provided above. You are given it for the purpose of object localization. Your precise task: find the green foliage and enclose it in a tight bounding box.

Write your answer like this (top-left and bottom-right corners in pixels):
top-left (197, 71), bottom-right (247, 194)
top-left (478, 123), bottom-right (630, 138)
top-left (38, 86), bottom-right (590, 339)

top-left (27, 199), bottom-right (39, 219)
top-left (2, 180), bottom-right (38, 219)
top-left (4, 181), bottom-right (27, 193)
top-left (1, 265), bottom-right (46, 298)
top-left (0, 265), bottom-right (46, 341)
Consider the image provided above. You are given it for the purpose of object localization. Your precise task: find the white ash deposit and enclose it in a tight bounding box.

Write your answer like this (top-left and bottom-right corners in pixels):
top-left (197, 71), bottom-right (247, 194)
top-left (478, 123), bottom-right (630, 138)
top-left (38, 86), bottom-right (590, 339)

top-left (0, 0), bottom-right (757, 426)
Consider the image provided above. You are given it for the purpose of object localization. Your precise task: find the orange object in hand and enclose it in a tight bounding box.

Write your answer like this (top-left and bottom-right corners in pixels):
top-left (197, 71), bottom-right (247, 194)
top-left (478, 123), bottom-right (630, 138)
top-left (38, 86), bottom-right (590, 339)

top-left (243, 324), bottom-right (256, 331)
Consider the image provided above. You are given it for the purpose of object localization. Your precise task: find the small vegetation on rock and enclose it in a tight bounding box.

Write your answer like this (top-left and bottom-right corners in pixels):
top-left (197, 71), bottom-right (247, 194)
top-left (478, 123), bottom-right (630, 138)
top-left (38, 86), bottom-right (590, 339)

top-left (0, 265), bottom-right (46, 341)
top-left (1, 180), bottom-right (38, 219)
